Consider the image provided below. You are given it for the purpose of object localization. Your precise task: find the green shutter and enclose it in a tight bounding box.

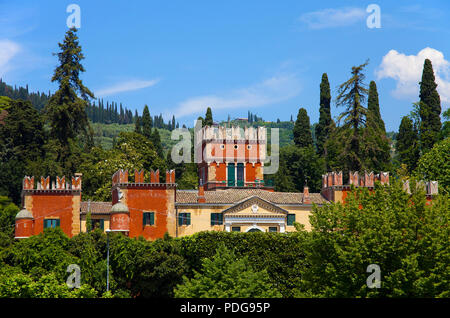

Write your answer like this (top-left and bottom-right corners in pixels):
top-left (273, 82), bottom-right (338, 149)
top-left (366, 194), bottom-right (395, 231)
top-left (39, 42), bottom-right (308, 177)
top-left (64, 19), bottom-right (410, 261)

top-left (186, 213), bottom-right (191, 225)
top-left (44, 219), bottom-right (50, 229)
top-left (287, 214), bottom-right (295, 226)
top-left (150, 212), bottom-right (155, 225)
top-left (228, 163), bottom-right (235, 186)
top-left (210, 213), bottom-right (215, 226)
top-left (55, 219), bottom-right (60, 227)
top-left (178, 213), bottom-right (183, 226)
top-left (100, 219), bottom-right (104, 230)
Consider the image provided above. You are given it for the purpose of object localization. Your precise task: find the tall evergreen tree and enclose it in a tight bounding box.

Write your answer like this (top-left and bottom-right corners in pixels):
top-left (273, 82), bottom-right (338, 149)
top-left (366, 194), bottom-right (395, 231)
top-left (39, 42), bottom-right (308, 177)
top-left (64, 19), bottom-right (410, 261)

top-left (205, 107), bottom-right (213, 126)
top-left (315, 73), bottom-right (333, 157)
top-left (142, 105), bottom-right (152, 139)
top-left (44, 27), bottom-right (94, 170)
top-left (293, 108), bottom-right (313, 148)
top-left (397, 116), bottom-right (420, 172)
top-left (151, 128), bottom-right (164, 159)
top-left (367, 81), bottom-right (385, 132)
top-left (334, 60), bottom-right (369, 172)
top-left (135, 116), bottom-right (141, 134)
top-left (419, 59), bottom-right (442, 152)
top-left (364, 80), bottom-right (391, 171)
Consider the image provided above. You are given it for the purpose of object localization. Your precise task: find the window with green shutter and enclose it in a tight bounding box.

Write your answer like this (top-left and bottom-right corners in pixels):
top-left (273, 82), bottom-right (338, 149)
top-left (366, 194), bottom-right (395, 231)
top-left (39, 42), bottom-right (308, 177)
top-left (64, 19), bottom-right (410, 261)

top-left (210, 213), bottom-right (223, 225)
top-left (287, 214), bottom-right (296, 226)
top-left (44, 219), bottom-right (60, 229)
top-left (179, 213), bottom-right (191, 226)
top-left (269, 226), bottom-right (278, 232)
top-left (91, 219), bottom-right (104, 230)
top-left (143, 212), bottom-right (155, 226)
top-left (232, 226), bottom-right (241, 232)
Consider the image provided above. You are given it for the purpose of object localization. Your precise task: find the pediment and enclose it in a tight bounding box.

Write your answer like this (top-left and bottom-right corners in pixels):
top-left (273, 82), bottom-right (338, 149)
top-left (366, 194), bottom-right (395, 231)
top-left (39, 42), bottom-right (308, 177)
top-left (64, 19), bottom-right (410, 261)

top-left (222, 196), bottom-right (288, 216)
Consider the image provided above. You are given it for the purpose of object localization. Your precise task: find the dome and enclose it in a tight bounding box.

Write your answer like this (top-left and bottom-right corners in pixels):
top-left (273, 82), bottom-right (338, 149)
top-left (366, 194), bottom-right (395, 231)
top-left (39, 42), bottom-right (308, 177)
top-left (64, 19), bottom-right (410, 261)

top-left (110, 202), bottom-right (129, 214)
top-left (15, 208), bottom-right (33, 219)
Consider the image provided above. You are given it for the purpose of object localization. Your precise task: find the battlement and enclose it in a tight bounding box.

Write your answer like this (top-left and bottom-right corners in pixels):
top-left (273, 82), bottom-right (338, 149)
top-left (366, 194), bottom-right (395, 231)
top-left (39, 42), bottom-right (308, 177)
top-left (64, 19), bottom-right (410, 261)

top-left (402, 180), bottom-right (438, 196)
top-left (22, 174), bottom-right (82, 191)
top-left (322, 171), bottom-right (389, 189)
top-left (112, 169), bottom-right (175, 186)
top-left (198, 125), bottom-right (267, 143)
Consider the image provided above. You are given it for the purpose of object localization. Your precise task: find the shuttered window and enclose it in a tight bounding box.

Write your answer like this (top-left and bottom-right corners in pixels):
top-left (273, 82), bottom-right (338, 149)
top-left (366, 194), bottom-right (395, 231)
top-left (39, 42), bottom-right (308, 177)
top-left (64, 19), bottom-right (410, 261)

top-left (44, 219), bottom-right (60, 229)
top-left (178, 213), bottom-right (191, 226)
top-left (143, 212), bottom-right (155, 226)
top-left (287, 214), bottom-right (296, 226)
top-left (210, 213), bottom-right (223, 225)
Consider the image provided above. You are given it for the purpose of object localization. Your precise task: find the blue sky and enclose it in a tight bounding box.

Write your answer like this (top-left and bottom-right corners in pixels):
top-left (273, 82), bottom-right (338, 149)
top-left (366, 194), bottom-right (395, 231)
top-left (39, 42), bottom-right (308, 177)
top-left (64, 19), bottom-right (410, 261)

top-left (0, 0), bottom-right (449, 131)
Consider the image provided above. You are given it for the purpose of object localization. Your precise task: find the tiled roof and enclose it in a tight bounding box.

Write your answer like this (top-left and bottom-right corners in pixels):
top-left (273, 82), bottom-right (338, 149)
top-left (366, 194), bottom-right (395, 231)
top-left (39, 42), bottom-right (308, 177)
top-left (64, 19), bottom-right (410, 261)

top-left (176, 189), bottom-right (327, 205)
top-left (80, 202), bottom-right (112, 214)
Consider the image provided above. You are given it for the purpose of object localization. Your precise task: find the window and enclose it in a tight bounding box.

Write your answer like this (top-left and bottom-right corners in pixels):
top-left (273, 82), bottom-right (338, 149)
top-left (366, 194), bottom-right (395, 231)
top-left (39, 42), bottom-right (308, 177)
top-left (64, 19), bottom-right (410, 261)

top-left (44, 219), bottom-right (60, 229)
top-left (234, 145), bottom-right (238, 149)
top-left (210, 213), bottom-right (223, 226)
top-left (143, 212), bottom-right (155, 226)
top-left (220, 144), bottom-right (225, 149)
top-left (269, 227), bottom-right (278, 232)
top-left (287, 214), bottom-right (296, 226)
top-left (232, 226), bottom-right (241, 232)
top-left (91, 219), bottom-right (104, 230)
top-left (247, 145), bottom-right (252, 150)
top-left (179, 213), bottom-right (191, 226)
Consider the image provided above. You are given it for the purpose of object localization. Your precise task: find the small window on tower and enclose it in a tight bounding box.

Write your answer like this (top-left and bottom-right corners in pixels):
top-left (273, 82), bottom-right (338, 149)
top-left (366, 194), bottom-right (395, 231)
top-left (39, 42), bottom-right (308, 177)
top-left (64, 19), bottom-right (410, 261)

top-left (234, 145), bottom-right (238, 149)
top-left (220, 144), bottom-right (225, 149)
top-left (247, 145), bottom-right (252, 150)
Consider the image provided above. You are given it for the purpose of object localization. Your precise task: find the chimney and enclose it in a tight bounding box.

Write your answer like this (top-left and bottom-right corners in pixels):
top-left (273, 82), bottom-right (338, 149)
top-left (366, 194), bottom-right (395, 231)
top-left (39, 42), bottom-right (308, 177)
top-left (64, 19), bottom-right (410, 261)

top-left (198, 179), bottom-right (206, 203)
top-left (302, 185), bottom-right (311, 204)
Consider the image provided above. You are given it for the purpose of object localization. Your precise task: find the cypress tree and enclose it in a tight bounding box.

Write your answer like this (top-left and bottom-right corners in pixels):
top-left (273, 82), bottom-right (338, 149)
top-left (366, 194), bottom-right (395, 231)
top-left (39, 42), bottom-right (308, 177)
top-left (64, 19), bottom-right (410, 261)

top-left (367, 81), bottom-right (385, 132)
top-left (205, 107), bottom-right (213, 126)
top-left (135, 116), bottom-right (141, 134)
top-left (419, 59), bottom-right (442, 152)
top-left (315, 73), bottom-right (333, 157)
top-left (142, 105), bottom-right (152, 138)
top-left (397, 116), bottom-right (420, 172)
top-left (151, 128), bottom-right (164, 159)
top-left (364, 80), bottom-right (390, 171)
top-left (293, 108), bottom-right (313, 148)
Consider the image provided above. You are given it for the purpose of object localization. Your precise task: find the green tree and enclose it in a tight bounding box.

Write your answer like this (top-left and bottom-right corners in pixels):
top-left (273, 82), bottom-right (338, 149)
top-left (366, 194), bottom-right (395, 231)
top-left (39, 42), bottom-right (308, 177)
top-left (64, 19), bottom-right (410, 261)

top-left (174, 244), bottom-right (281, 298)
top-left (151, 128), bottom-right (164, 159)
top-left (441, 108), bottom-right (450, 140)
top-left (334, 60), bottom-right (369, 172)
top-left (44, 27), bottom-right (94, 171)
top-left (419, 59), bottom-right (442, 152)
top-left (315, 73), bottom-right (333, 157)
top-left (414, 138), bottom-right (449, 194)
top-left (367, 81), bottom-right (385, 132)
top-left (396, 116), bottom-right (420, 172)
top-left (301, 180), bottom-right (449, 297)
top-left (293, 108), bottom-right (313, 148)
top-left (134, 115), bottom-right (141, 134)
top-left (141, 105), bottom-right (152, 138)
top-left (205, 107), bottom-right (213, 126)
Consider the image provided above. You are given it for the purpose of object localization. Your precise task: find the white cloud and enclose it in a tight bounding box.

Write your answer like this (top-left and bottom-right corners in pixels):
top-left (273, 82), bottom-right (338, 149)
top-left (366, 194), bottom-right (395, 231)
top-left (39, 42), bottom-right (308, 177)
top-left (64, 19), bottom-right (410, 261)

top-left (376, 47), bottom-right (450, 103)
top-left (0, 40), bottom-right (20, 77)
top-left (298, 7), bottom-right (366, 29)
top-left (172, 74), bottom-right (301, 118)
top-left (95, 79), bottom-right (159, 97)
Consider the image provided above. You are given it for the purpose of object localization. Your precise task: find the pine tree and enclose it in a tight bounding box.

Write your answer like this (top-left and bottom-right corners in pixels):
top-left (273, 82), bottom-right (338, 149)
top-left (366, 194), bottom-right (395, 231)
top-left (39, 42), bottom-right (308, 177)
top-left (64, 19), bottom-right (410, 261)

top-left (293, 108), bottom-right (313, 148)
top-left (397, 116), bottom-right (420, 172)
top-left (419, 59), bottom-right (442, 152)
top-left (44, 27), bottom-right (94, 169)
top-left (334, 60), bottom-right (369, 172)
top-left (205, 107), bottom-right (213, 126)
top-left (135, 116), bottom-right (141, 134)
top-left (142, 105), bottom-right (152, 138)
top-left (315, 73), bottom-right (333, 157)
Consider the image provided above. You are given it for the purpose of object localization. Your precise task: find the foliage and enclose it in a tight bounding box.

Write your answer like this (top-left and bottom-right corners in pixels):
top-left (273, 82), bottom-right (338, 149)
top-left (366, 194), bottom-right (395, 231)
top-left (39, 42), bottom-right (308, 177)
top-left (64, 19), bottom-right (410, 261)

top-left (205, 107), bottom-right (213, 126)
top-left (315, 73), bottom-right (334, 158)
top-left (396, 116), bottom-right (420, 173)
top-left (419, 59), bottom-right (442, 152)
top-left (141, 105), bottom-right (153, 139)
top-left (293, 108), bottom-right (313, 148)
top-left (414, 138), bottom-right (450, 194)
top-left (174, 244), bottom-right (282, 298)
top-left (301, 180), bottom-right (449, 297)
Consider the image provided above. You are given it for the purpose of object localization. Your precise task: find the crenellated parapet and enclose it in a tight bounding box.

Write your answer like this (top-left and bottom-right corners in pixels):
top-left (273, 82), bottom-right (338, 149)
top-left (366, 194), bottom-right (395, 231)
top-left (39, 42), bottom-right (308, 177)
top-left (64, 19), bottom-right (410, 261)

top-left (402, 180), bottom-right (438, 196)
top-left (22, 174), bottom-right (82, 192)
top-left (112, 169), bottom-right (176, 186)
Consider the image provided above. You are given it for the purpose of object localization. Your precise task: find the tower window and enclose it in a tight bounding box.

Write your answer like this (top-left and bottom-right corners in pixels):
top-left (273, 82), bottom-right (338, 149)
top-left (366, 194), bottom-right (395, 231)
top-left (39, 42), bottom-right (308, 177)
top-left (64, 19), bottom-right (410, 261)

top-left (220, 144), bottom-right (225, 149)
top-left (143, 212), bottom-right (155, 226)
top-left (44, 219), bottom-right (60, 229)
top-left (234, 145), bottom-right (238, 149)
top-left (247, 145), bottom-right (252, 150)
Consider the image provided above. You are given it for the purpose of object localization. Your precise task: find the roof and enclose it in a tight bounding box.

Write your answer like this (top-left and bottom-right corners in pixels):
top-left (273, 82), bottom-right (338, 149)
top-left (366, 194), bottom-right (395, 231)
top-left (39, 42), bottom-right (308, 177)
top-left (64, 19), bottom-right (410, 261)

top-left (16, 208), bottom-right (33, 219)
top-left (80, 202), bottom-right (112, 214)
top-left (176, 188), bottom-right (327, 205)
